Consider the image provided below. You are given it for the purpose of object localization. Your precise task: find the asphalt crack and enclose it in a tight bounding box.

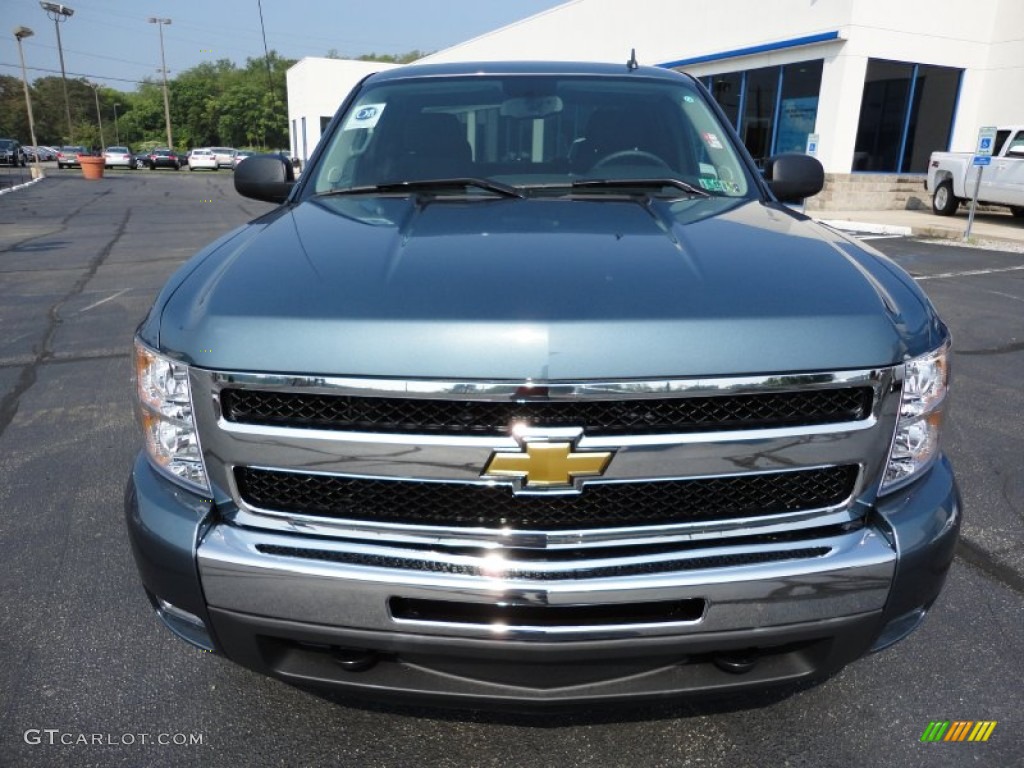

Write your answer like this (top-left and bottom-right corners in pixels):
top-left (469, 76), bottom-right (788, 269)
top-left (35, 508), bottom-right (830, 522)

top-left (957, 340), bottom-right (1024, 356)
top-left (0, 186), bottom-right (112, 255)
top-left (0, 207), bottom-right (132, 440)
top-left (955, 536), bottom-right (1024, 596)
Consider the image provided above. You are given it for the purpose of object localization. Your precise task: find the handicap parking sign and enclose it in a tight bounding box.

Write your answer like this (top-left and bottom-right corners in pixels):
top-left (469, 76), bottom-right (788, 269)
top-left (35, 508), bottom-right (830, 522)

top-left (976, 126), bottom-right (997, 156)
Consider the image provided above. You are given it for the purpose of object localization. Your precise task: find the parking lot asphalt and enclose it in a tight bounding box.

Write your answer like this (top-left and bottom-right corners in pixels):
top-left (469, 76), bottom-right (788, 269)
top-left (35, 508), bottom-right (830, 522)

top-left (0, 169), bottom-right (1022, 767)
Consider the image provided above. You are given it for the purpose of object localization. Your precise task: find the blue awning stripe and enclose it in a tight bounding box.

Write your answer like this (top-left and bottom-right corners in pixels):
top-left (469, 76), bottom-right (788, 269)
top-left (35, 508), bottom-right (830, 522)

top-left (658, 31), bottom-right (841, 69)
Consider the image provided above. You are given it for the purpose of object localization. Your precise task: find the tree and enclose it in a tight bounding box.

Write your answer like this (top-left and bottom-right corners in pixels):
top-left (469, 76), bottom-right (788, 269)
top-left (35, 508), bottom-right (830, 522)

top-left (0, 75), bottom-right (31, 140)
top-left (10, 48), bottom-right (299, 150)
top-left (358, 50), bottom-right (428, 64)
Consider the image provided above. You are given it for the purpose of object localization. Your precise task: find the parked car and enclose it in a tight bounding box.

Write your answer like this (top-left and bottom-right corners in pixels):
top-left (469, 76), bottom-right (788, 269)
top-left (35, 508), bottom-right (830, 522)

top-left (56, 145), bottom-right (89, 169)
top-left (209, 147), bottom-right (237, 168)
top-left (147, 149), bottom-right (181, 170)
top-left (0, 139), bottom-right (26, 167)
top-left (127, 61), bottom-right (959, 709)
top-left (188, 148), bottom-right (219, 171)
top-left (926, 125), bottom-right (1024, 217)
top-left (21, 145), bottom-right (52, 162)
top-left (273, 149), bottom-right (301, 172)
top-left (103, 146), bottom-right (135, 170)
top-left (232, 150), bottom-right (255, 169)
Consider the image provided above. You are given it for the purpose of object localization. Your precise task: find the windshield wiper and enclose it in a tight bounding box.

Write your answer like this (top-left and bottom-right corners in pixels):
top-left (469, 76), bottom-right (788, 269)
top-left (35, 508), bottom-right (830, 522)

top-left (569, 178), bottom-right (712, 198)
top-left (318, 178), bottom-right (525, 199)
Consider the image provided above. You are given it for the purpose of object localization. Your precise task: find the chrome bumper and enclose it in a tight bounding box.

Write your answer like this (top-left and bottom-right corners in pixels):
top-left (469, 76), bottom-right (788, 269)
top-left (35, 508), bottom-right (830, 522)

top-left (198, 524), bottom-right (895, 641)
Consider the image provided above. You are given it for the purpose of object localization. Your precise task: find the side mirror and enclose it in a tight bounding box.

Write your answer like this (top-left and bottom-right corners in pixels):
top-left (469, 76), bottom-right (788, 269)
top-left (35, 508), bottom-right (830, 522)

top-left (764, 153), bottom-right (824, 203)
top-left (234, 155), bottom-right (296, 203)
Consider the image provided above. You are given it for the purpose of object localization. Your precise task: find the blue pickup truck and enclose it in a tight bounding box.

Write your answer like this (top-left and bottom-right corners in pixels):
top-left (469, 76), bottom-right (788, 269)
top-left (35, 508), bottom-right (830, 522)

top-left (126, 61), bottom-right (959, 709)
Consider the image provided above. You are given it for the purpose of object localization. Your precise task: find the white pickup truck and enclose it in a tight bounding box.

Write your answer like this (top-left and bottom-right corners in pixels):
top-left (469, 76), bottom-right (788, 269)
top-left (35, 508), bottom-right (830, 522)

top-left (926, 126), bottom-right (1024, 217)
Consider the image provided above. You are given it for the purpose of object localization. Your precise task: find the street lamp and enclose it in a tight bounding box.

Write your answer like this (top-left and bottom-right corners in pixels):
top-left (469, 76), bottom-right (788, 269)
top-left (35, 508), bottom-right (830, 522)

top-left (89, 83), bottom-right (105, 149)
top-left (113, 103), bottom-right (120, 145)
top-left (147, 17), bottom-right (173, 149)
top-left (13, 26), bottom-right (42, 177)
top-left (39, 2), bottom-right (74, 142)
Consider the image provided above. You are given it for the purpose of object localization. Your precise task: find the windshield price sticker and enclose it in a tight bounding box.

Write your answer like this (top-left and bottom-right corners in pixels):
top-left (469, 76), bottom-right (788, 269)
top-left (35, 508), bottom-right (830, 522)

top-left (344, 104), bottom-right (386, 131)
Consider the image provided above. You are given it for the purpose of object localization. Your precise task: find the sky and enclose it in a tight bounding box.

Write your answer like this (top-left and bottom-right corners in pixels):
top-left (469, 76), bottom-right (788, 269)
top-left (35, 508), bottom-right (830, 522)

top-left (4, 0), bottom-right (567, 91)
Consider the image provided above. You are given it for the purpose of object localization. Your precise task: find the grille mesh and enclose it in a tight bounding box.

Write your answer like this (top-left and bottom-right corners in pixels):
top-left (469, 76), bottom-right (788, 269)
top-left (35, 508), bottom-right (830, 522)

top-left (235, 465), bottom-right (858, 530)
top-left (220, 387), bottom-right (873, 436)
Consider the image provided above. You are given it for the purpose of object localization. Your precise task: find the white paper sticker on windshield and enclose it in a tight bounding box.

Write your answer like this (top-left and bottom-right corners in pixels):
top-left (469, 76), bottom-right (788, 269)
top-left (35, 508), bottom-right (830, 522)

top-left (344, 103), bottom-right (385, 130)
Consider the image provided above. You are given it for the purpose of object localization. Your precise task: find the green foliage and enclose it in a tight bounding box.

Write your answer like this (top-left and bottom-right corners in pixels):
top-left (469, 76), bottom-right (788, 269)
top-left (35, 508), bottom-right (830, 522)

top-left (8, 49), bottom-right (418, 150)
top-left (357, 50), bottom-right (427, 64)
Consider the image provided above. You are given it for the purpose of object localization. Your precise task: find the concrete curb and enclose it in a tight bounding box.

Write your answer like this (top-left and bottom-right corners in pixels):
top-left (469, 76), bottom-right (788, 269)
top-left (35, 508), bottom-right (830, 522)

top-left (814, 218), bottom-right (913, 236)
top-left (0, 175), bottom-right (45, 196)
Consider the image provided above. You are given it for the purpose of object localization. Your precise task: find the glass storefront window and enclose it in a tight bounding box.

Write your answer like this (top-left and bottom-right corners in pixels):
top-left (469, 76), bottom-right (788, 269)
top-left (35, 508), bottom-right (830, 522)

top-left (855, 59), bottom-right (962, 173)
top-left (901, 65), bottom-right (961, 172)
top-left (700, 60), bottom-right (822, 166)
top-left (741, 66), bottom-right (780, 165)
top-left (775, 60), bottom-right (823, 154)
top-left (854, 60), bottom-right (914, 171)
top-left (708, 72), bottom-right (742, 129)
top-left (699, 55), bottom-right (960, 174)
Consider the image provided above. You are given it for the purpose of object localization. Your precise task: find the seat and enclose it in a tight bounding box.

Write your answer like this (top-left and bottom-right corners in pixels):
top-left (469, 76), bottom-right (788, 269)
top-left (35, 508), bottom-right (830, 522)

top-left (387, 112), bottom-right (473, 181)
top-left (570, 108), bottom-right (672, 173)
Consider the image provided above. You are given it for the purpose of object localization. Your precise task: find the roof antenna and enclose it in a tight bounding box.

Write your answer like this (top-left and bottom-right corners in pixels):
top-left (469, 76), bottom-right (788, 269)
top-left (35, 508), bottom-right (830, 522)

top-left (626, 48), bottom-right (639, 71)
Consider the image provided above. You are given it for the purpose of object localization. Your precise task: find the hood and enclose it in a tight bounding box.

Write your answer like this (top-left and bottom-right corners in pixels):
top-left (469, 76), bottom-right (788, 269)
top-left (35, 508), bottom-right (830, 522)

top-left (158, 195), bottom-right (943, 379)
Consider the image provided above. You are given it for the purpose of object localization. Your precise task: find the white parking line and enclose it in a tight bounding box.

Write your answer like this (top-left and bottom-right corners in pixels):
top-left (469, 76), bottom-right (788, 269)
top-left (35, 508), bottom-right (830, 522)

top-left (915, 265), bottom-right (1024, 281)
top-left (78, 288), bottom-right (129, 313)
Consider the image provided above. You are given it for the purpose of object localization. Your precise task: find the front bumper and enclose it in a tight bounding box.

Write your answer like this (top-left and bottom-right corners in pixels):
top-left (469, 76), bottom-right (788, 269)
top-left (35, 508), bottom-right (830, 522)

top-left (125, 453), bottom-right (960, 708)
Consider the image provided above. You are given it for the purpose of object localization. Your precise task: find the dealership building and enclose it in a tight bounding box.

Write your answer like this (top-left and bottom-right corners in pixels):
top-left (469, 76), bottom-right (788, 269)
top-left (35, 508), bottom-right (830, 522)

top-left (287, 0), bottom-right (1024, 209)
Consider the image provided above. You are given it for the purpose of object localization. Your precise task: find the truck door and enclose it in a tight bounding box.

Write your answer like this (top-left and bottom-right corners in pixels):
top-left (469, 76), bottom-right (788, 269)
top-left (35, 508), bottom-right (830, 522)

top-left (983, 130), bottom-right (1024, 206)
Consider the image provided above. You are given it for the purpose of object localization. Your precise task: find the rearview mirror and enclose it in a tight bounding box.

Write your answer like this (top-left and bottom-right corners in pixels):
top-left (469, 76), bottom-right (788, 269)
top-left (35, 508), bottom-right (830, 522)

top-left (234, 155), bottom-right (295, 204)
top-left (500, 96), bottom-right (563, 119)
top-left (764, 153), bottom-right (824, 203)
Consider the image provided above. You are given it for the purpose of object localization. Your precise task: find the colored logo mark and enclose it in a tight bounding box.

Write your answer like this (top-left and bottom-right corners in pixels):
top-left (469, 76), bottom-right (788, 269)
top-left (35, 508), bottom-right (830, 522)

top-left (920, 721), bottom-right (997, 742)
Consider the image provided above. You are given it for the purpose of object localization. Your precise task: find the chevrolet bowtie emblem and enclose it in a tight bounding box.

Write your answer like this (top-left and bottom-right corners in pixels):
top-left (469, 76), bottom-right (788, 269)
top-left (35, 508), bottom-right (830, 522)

top-left (483, 441), bottom-right (613, 489)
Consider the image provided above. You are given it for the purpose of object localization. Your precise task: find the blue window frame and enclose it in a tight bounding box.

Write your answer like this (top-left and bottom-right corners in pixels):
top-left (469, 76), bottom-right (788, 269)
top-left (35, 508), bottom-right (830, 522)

top-left (854, 59), bottom-right (962, 173)
top-left (700, 59), bottom-right (822, 166)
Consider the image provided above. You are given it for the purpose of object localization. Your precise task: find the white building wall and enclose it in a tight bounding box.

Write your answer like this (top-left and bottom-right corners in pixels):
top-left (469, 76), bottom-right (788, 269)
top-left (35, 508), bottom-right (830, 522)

top-left (285, 0), bottom-right (1020, 182)
top-left (286, 58), bottom-right (399, 164)
top-left (969, 0), bottom-right (1024, 149)
top-left (418, 0), bottom-right (1014, 175)
top-left (417, 0), bottom-right (860, 67)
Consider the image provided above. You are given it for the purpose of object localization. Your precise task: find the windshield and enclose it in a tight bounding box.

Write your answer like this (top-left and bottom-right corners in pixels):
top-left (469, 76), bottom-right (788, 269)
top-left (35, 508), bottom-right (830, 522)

top-left (310, 74), bottom-right (754, 199)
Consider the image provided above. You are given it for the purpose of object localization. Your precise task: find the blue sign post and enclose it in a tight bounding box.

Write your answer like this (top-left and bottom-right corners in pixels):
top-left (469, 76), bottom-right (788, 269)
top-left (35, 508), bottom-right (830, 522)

top-left (966, 126), bottom-right (998, 240)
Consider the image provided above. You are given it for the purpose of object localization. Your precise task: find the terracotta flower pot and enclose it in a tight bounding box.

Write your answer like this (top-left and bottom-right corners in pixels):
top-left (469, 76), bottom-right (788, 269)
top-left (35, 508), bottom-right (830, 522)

top-left (78, 155), bottom-right (105, 180)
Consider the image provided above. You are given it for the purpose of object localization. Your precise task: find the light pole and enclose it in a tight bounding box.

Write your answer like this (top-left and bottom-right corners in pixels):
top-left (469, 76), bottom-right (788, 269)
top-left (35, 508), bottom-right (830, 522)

top-left (113, 103), bottom-right (120, 145)
top-left (14, 26), bottom-right (42, 177)
top-left (39, 2), bottom-right (74, 142)
top-left (148, 17), bottom-right (173, 149)
top-left (90, 83), bottom-right (105, 150)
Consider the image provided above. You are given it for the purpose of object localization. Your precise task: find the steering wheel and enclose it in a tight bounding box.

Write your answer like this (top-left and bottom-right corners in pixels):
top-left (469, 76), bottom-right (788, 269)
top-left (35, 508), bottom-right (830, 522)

top-left (591, 149), bottom-right (670, 170)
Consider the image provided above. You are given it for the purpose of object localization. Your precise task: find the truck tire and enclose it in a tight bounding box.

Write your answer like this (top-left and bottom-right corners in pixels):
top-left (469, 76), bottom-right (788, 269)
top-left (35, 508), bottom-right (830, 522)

top-left (1011, 207), bottom-right (1024, 218)
top-left (932, 180), bottom-right (959, 216)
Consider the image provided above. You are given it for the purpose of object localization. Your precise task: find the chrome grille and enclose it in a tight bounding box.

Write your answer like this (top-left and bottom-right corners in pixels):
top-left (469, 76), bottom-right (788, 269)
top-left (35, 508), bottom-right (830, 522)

top-left (255, 543), bottom-right (833, 579)
top-left (220, 386), bottom-right (874, 436)
top-left (235, 465), bottom-right (858, 530)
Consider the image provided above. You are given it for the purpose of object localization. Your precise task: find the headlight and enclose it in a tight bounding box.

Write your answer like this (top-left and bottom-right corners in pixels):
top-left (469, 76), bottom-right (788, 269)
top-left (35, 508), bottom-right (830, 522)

top-left (881, 343), bottom-right (950, 493)
top-left (133, 339), bottom-right (209, 492)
